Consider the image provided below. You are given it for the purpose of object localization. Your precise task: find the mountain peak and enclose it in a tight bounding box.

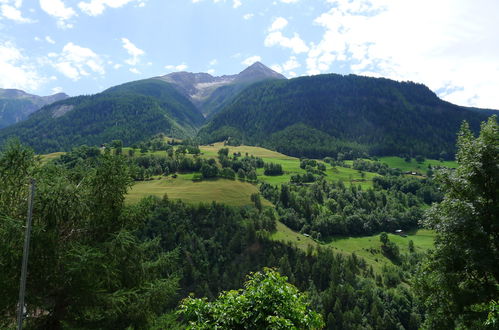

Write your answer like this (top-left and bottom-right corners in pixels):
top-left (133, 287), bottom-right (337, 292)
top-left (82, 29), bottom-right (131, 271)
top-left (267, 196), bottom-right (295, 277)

top-left (236, 62), bottom-right (286, 82)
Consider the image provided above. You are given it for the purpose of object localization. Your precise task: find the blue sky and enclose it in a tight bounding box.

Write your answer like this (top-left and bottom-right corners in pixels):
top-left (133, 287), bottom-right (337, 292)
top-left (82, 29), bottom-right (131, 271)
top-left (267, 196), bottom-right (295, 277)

top-left (1, 0), bottom-right (498, 109)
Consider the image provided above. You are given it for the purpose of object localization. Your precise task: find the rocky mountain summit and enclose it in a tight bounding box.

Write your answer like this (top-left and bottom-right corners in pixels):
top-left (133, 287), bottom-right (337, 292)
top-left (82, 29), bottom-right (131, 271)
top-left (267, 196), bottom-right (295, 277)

top-left (157, 62), bottom-right (286, 116)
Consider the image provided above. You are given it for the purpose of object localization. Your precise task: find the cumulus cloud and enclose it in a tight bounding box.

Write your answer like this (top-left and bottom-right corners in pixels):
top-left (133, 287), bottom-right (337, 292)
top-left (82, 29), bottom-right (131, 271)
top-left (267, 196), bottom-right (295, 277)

top-left (306, 0), bottom-right (499, 108)
top-left (271, 56), bottom-right (301, 77)
top-left (243, 13), bottom-right (253, 20)
top-left (39, 0), bottom-right (76, 28)
top-left (121, 38), bottom-right (144, 66)
top-left (1, 1), bottom-right (34, 23)
top-left (242, 55), bottom-right (262, 66)
top-left (78, 0), bottom-right (146, 16)
top-left (280, 0), bottom-right (299, 3)
top-left (51, 42), bottom-right (105, 80)
top-left (165, 63), bottom-right (188, 71)
top-left (265, 17), bottom-right (308, 54)
top-left (129, 67), bottom-right (140, 74)
top-left (209, 59), bottom-right (218, 66)
top-left (0, 41), bottom-right (45, 91)
top-left (282, 56), bottom-right (300, 71)
top-left (264, 31), bottom-right (309, 54)
top-left (269, 17), bottom-right (287, 31)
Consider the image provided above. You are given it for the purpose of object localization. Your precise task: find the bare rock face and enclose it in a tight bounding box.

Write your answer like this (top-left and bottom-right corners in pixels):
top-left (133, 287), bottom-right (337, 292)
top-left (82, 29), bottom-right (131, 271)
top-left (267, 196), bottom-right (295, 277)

top-left (156, 62), bottom-right (286, 116)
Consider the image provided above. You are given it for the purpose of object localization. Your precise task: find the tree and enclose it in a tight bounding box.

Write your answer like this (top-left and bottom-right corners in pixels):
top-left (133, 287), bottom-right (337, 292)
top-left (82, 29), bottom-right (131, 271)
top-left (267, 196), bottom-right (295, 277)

top-left (178, 268), bottom-right (324, 329)
top-left (416, 116), bottom-right (498, 329)
top-left (0, 142), bottom-right (179, 329)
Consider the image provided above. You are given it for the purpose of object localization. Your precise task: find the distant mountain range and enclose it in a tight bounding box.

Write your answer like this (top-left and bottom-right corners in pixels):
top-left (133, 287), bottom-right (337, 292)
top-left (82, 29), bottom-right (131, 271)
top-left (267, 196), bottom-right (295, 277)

top-left (0, 89), bottom-right (68, 129)
top-left (0, 62), bottom-right (496, 158)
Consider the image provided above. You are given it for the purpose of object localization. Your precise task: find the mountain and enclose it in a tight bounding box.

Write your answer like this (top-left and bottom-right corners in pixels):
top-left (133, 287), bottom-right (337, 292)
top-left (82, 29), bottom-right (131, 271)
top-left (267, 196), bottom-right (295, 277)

top-left (199, 74), bottom-right (495, 159)
top-left (0, 79), bottom-right (204, 153)
top-left (0, 88), bottom-right (69, 129)
top-left (156, 62), bottom-right (286, 117)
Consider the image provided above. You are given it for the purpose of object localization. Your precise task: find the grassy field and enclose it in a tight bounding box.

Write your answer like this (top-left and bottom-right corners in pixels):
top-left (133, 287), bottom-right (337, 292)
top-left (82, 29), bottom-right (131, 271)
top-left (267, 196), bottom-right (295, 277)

top-left (200, 143), bottom-right (378, 187)
top-left (271, 221), bottom-right (435, 272)
top-left (379, 156), bottom-right (457, 173)
top-left (126, 174), bottom-right (271, 207)
top-left (39, 151), bottom-right (65, 163)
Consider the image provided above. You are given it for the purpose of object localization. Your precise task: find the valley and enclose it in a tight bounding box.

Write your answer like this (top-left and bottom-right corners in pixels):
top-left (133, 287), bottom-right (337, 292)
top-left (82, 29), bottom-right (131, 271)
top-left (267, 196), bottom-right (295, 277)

top-left (0, 63), bottom-right (496, 329)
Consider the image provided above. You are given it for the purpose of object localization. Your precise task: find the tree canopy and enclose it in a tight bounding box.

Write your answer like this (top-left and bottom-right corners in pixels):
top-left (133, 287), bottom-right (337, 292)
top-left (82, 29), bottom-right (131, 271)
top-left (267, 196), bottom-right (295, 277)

top-left (178, 268), bottom-right (324, 329)
top-left (416, 116), bottom-right (499, 329)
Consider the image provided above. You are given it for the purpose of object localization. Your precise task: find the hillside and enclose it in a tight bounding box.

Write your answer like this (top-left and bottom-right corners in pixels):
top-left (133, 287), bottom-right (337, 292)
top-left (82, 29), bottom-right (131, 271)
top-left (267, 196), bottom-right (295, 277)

top-left (0, 88), bottom-right (68, 129)
top-left (157, 62), bottom-right (286, 117)
top-left (0, 79), bottom-right (203, 153)
top-left (199, 74), bottom-right (495, 159)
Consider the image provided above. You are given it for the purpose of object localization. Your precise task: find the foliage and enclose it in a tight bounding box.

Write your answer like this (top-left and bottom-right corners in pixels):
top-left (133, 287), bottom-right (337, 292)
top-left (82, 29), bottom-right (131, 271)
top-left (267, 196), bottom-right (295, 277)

top-left (260, 175), bottom-right (432, 237)
top-left (178, 268), bottom-right (324, 329)
top-left (0, 141), bottom-right (179, 329)
top-left (416, 116), bottom-right (499, 329)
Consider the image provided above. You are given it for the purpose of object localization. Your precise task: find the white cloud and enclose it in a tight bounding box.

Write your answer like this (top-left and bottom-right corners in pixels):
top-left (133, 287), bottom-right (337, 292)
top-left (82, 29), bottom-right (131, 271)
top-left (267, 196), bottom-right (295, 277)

top-left (45, 36), bottom-right (55, 44)
top-left (282, 56), bottom-right (300, 71)
top-left (165, 63), bottom-right (188, 71)
top-left (39, 0), bottom-right (76, 28)
top-left (264, 31), bottom-right (309, 54)
top-left (280, 0), bottom-right (298, 3)
top-left (243, 13), bottom-right (253, 20)
top-left (121, 38), bottom-right (144, 66)
top-left (232, 0), bottom-right (241, 8)
top-left (129, 67), bottom-right (140, 74)
top-left (78, 0), bottom-right (146, 16)
top-left (1, 2), bottom-right (34, 23)
top-left (51, 86), bottom-right (63, 94)
top-left (270, 64), bottom-right (282, 73)
top-left (209, 59), bottom-right (217, 66)
top-left (51, 42), bottom-right (105, 80)
top-left (269, 17), bottom-right (287, 31)
top-left (113, 63), bottom-right (122, 69)
top-left (0, 41), bottom-right (45, 91)
top-left (242, 55), bottom-right (261, 66)
top-left (306, 0), bottom-right (499, 108)
top-left (207, 68), bottom-right (215, 74)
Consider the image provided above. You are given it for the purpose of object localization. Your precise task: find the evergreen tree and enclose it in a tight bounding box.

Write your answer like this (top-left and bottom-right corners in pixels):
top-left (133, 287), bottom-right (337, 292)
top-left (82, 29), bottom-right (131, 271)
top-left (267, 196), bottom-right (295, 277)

top-left (416, 116), bottom-right (498, 329)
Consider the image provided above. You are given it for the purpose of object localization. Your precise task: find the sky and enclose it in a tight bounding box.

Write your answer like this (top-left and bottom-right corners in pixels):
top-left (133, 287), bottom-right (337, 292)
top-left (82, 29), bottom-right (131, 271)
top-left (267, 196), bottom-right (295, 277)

top-left (1, 0), bottom-right (498, 109)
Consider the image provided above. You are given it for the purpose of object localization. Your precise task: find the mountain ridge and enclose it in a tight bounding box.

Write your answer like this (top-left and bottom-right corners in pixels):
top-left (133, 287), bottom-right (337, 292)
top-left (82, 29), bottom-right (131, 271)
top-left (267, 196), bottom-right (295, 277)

top-left (199, 73), bottom-right (495, 159)
top-left (156, 62), bottom-right (286, 117)
top-left (0, 88), bottom-right (69, 129)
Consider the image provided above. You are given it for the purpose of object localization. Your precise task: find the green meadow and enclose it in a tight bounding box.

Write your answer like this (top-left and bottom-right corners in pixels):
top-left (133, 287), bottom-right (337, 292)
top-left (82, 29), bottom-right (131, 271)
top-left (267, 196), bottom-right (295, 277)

top-left (126, 174), bottom-right (271, 207)
top-left (271, 221), bottom-right (435, 272)
top-left (379, 156), bottom-right (457, 173)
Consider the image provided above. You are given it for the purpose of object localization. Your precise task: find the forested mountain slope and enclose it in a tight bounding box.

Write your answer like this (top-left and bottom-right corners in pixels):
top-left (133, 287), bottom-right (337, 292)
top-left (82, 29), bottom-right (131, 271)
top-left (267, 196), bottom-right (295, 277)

top-left (199, 74), bottom-right (494, 159)
top-left (0, 88), bottom-right (68, 129)
top-left (0, 79), bottom-right (203, 153)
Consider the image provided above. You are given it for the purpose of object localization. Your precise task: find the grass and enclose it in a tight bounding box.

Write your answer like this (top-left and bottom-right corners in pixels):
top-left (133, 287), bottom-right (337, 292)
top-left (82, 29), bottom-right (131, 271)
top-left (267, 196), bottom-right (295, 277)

top-left (126, 173), bottom-right (271, 207)
top-left (200, 143), bottom-right (378, 187)
top-left (379, 156), bottom-right (457, 173)
top-left (271, 221), bottom-right (435, 272)
top-left (271, 221), bottom-right (317, 251)
top-left (39, 152), bottom-right (65, 163)
top-left (199, 142), bottom-right (293, 160)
